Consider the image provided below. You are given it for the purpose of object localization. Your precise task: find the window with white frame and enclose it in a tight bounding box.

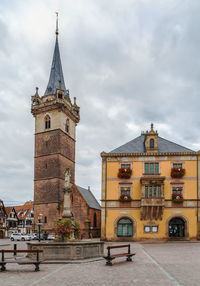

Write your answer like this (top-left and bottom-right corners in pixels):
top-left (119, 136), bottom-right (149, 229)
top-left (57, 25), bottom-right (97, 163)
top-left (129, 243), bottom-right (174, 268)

top-left (144, 226), bottom-right (151, 233)
top-left (144, 225), bottom-right (158, 233)
top-left (152, 226), bottom-right (158, 233)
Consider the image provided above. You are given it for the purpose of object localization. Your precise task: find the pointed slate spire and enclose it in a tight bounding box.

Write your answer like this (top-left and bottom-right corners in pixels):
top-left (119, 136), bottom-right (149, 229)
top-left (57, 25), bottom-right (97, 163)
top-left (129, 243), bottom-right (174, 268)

top-left (44, 13), bottom-right (67, 96)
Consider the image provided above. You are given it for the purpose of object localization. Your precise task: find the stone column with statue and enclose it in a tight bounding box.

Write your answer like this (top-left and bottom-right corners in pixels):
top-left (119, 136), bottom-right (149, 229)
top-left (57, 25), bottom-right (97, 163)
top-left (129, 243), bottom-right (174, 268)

top-left (62, 168), bottom-right (73, 219)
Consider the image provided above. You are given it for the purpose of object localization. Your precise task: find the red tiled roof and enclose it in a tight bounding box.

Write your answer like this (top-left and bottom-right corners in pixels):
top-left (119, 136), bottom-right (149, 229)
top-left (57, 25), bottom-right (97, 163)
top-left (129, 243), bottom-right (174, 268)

top-left (9, 201), bottom-right (33, 220)
top-left (5, 206), bottom-right (12, 216)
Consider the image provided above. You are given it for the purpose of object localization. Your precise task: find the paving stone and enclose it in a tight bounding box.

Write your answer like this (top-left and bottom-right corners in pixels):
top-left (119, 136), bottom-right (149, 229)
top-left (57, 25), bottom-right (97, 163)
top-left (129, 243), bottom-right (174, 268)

top-left (0, 239), bottom-right (200, 285)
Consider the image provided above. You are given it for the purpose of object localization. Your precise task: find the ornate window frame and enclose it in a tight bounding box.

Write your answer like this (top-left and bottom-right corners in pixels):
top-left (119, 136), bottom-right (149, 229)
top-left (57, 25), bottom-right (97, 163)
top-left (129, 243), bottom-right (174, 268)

top-left (114, 216), bottom-right (136, 239)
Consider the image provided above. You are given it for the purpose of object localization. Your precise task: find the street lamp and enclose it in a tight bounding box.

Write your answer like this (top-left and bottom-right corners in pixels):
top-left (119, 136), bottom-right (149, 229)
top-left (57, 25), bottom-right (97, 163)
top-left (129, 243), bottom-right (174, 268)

top-left (38, 214), bottom-right (43, 242)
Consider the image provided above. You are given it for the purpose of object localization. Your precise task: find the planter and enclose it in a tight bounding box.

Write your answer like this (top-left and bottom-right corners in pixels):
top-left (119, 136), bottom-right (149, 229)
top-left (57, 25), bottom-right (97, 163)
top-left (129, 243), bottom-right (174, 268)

top-left (171, 167), bottom-right (185, 178)
top-left (118, 168), bottom-right (132, 179)
top-left (172, 194), bottom-right (184, 203)
top-left (119, 194), bottom-right (131, 202)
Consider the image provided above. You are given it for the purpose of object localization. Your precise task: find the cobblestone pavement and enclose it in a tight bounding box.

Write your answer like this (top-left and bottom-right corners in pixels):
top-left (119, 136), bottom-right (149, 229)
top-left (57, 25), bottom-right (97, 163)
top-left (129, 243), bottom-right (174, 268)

top-left (1, 239), bottom-right (200, 286)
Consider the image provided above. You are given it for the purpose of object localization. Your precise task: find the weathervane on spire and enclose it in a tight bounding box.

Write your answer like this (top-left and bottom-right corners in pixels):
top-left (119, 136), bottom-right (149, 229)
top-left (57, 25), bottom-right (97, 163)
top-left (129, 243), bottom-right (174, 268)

top-left (55, 12), bottom-right (59, 35)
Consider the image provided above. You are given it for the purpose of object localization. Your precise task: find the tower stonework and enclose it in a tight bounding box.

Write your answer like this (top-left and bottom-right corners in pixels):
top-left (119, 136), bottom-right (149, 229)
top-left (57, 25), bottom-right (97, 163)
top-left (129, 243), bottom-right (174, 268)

top-left (31, 27), bottom-right (80, 231)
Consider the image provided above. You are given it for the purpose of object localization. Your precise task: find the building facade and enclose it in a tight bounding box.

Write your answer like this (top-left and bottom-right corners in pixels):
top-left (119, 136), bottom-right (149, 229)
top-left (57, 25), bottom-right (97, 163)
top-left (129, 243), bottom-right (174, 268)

top-left (5, 207), bottom-right (18, 237)
top-left (14, 201), bottom-right (34, 234)
top-left (0, 200), bottom-right (7, 238)
top-left (71, 186), bottom-right (101, 238)
top-left (101, 124), bottom-right (200, 241)
top-left (31, 19), bottom-right (101, 236)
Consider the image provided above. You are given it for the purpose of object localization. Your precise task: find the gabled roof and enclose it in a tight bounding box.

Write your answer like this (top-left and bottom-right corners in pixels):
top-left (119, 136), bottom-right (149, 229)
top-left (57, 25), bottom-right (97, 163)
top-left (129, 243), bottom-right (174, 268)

top-left (76, 185), bottom-right (101, 210)
top-left (14, 201), bottom-right (33, 220)
top-left (5, 206), bottom-right (18, 218)
top-left (44, 35), bottom-right (67, 96)
top-left (110, 134), bottom-right (194, 154)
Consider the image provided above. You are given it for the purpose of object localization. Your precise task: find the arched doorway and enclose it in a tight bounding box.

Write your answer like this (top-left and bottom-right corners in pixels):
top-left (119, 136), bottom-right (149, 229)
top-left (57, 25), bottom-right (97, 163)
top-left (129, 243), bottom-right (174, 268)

top-left (169, 217), bottom-right (185, 238)
top-left (117, 218), bottom-right (133, 237)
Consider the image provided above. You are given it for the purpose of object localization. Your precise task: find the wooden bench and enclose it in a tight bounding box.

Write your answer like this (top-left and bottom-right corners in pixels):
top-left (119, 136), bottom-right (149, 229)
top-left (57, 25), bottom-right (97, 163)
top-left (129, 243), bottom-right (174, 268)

top-left (0, 249), bottom-right (43, 272)
top-left (104, 244), bottom-right (135, 265)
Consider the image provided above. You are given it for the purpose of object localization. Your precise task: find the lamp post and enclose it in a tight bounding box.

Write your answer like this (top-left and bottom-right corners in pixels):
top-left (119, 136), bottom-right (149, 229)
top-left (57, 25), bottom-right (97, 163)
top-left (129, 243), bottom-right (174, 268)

top-left (38, 214), bottom-right (43, 242)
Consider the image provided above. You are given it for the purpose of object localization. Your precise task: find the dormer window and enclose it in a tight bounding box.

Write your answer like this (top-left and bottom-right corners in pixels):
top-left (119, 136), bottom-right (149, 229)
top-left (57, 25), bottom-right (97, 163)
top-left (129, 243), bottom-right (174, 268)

top-left (150, 139), bottom-right (154, 149)
top-left (65, 118), bottom-right (69, 133)
top-left (45, 115), bottom-right (51, 129)
top-left (144, 123), bottom-right (158, 153)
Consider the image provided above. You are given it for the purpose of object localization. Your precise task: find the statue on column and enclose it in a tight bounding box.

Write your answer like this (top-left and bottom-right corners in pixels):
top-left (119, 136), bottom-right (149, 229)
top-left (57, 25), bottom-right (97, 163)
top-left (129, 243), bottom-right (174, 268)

top-left (62, 168), bottom-right (72, 218)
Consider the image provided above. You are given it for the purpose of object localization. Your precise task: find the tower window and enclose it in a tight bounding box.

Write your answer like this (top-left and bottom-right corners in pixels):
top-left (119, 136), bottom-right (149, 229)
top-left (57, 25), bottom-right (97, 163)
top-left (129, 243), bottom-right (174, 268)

top-left (45, 115), bottom-right (51, 129)
top-left (44, 216), bottom-right (47, 223)
top-left (150, 139), bottom-right (154, 149)
top-left (65, 118), bottom-right (69, 133)
top-left (58, 93), bottom-right (63, 99)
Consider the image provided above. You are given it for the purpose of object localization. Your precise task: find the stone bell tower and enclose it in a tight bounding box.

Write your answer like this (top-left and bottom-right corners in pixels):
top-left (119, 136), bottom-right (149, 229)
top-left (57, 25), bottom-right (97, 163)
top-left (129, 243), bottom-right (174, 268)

top-left (31, 15), bottom-right (80, 231)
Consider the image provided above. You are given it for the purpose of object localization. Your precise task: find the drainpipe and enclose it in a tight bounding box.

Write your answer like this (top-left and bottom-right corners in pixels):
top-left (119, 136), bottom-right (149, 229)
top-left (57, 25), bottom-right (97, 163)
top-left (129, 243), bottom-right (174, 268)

top-left (101, 153), bottom-right (107, 240)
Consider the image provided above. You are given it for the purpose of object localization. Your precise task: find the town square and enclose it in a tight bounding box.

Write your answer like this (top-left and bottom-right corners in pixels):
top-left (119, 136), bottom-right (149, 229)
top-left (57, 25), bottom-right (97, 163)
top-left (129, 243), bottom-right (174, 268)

top-left (1, 1), bottom-right (200, 285)
top-left (1, 240), bottom-right (200, 285)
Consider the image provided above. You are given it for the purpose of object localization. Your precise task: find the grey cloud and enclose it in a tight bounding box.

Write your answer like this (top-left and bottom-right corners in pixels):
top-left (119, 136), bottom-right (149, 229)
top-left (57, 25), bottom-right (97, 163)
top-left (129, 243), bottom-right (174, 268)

top-left (1, 0), bottom-right (200, 205)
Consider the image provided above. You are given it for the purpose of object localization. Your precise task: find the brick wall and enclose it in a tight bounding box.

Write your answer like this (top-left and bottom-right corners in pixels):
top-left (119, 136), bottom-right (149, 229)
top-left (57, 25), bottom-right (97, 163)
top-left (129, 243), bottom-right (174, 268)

top-left (71, 185), bottom-right (101, 238)
top-left (34, 203), bottom-right (60, 231)
top-left (35, 129), bottom-right (75, 161)
top-left (34, 129), bottom-right (76, 229)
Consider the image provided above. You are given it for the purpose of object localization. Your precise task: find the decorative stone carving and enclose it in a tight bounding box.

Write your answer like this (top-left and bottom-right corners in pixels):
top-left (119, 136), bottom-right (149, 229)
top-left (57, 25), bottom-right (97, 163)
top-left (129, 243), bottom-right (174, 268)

top-left (62, 168), bottom-right (72, 218)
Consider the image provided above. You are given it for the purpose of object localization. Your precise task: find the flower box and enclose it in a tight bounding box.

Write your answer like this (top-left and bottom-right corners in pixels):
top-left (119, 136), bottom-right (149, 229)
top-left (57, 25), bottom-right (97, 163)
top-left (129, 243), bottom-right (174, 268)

top-left (119, 194), bottom-right (131, 202)
top-left (172, 193), bottom-right (184, 203)
top-left (118, 168), bottom-right (132, 179)
top-left (171, 167), bottom-right (185, 178)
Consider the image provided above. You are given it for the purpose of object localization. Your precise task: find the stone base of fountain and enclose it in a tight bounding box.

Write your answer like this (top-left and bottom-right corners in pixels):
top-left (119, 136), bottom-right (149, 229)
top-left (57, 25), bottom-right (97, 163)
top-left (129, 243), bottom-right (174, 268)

top-left (27, 240), bottom-right (104, 260)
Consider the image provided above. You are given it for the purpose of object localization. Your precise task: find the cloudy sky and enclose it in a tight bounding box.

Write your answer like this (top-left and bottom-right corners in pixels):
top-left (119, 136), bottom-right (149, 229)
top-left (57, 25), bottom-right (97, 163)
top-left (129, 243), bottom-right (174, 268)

top-left (0, 0), bottom-right (200, 205)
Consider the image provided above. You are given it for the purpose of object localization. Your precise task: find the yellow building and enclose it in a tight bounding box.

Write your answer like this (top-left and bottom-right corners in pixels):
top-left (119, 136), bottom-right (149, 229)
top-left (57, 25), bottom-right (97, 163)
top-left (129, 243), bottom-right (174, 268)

top-left (101, 124), bottom-right (200, 241)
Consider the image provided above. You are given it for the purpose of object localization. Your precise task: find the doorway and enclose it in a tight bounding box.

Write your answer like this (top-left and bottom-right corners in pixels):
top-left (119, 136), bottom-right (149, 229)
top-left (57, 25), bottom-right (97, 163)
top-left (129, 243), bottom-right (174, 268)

top-left (169, 217), bottom-right (185, 238)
